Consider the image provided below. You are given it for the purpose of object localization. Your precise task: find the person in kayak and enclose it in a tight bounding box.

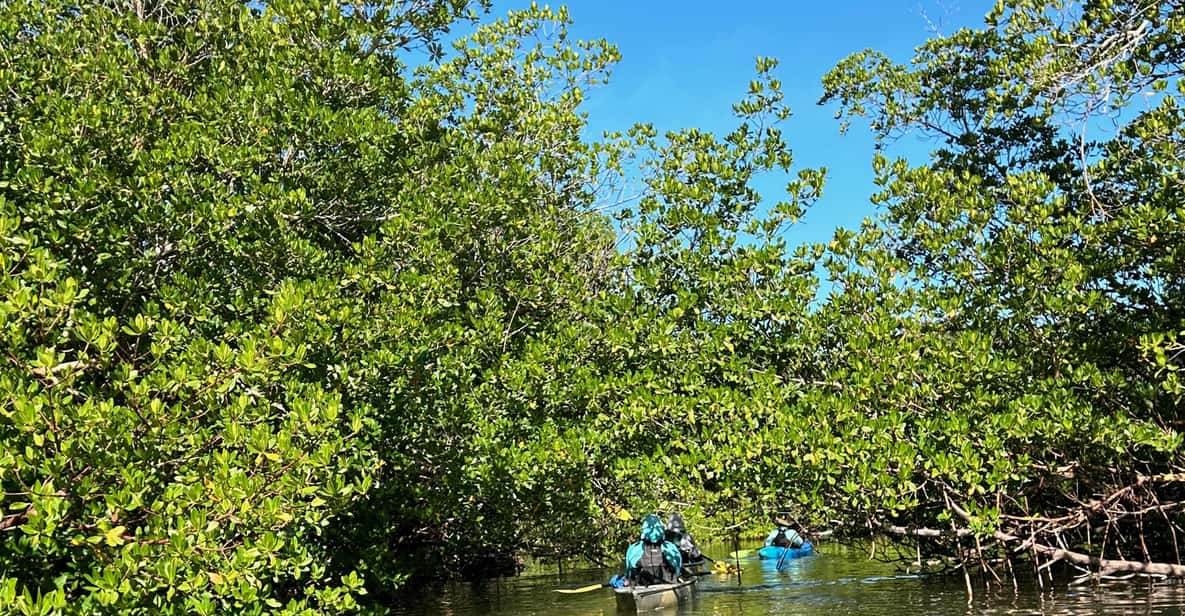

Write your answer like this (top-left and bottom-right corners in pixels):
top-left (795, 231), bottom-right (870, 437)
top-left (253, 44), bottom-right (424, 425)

top-left (764, 518), bottom-right (805, 549)
top-left (665, 513), bottom-right (707, 574)
top-left (624, 514), bottom-right (683, 585)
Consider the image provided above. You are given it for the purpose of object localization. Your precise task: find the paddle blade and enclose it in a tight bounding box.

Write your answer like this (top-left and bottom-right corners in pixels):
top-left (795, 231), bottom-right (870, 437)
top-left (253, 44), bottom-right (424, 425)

top-left (555, 583), bottom-right (607, 594)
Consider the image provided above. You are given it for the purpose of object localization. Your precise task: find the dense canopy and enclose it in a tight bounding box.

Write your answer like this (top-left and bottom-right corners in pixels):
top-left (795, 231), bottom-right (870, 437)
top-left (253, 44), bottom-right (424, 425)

top-left (1, 0), bottom-right (1183, 613)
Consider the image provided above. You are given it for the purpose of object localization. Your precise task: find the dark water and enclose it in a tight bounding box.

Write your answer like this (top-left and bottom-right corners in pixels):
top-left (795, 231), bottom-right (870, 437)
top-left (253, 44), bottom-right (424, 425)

top-left (391, 542), bottom-right (1185, 615)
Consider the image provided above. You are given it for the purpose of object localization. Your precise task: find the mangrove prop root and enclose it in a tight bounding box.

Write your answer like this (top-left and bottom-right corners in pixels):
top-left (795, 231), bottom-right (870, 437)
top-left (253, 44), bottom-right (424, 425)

top-left (881, 523), bottom-right (1185, 577)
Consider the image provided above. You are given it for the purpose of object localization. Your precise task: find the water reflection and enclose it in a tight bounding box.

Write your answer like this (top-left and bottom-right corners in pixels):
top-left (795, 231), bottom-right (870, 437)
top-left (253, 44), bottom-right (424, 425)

top-left (390, 542), bottom-right (1185, 615)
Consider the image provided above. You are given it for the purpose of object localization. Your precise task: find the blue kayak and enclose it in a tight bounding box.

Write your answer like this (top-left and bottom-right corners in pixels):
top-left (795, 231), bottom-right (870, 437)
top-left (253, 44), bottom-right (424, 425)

top-left (757, 542), bottom-right (814, 560)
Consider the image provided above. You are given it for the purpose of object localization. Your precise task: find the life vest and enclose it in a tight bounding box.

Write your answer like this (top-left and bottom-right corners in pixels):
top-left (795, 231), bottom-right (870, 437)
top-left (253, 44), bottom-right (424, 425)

top-left (634, 542), bottom-right (676, 585)
top-left (772, 527), bottom-right (800, 548)
top-left (675, 535), bottom-right (704, 565)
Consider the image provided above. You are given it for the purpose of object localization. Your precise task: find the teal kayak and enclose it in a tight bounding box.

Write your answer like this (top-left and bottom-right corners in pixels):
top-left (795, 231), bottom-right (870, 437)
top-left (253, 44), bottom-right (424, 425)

top-left (757, 542), bottom-right (814, 560)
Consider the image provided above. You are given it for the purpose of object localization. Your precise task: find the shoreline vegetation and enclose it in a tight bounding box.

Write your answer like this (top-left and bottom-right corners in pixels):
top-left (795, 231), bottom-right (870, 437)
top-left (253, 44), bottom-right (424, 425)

top-left (3, 0), bottom-right (1185, 613)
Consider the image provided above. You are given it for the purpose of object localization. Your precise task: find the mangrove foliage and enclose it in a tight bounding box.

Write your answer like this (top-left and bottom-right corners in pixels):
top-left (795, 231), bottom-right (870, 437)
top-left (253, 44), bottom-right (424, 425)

top-left (1, 0), bottom-right (1184, 612)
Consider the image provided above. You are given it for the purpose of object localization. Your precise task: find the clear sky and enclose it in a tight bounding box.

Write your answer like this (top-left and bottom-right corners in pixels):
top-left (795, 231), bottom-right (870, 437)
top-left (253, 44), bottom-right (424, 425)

top-left (487, 0), bottom-right (995, 249)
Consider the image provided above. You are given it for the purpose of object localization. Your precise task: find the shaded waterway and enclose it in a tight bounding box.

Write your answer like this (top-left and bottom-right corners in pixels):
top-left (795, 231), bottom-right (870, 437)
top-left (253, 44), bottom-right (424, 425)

top-left (392, 542), bottom-right (1185, 615)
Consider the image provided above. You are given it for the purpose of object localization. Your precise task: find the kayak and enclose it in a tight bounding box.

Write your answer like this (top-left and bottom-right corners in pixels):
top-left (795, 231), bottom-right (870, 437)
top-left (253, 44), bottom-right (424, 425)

top-left (613, 577), bottom-right (697, 612)
top-left (757, 541), bottom-right (814, 561)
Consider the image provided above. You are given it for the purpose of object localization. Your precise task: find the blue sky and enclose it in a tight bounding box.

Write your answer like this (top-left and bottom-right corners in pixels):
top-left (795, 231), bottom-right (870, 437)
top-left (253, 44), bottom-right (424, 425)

top-left (487, 0), bottom-right (995, 249)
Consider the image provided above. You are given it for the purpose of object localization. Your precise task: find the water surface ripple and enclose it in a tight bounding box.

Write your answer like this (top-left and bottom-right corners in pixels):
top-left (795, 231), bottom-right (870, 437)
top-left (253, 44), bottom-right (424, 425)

top-left (392, 542), bottom-right (1185, 615)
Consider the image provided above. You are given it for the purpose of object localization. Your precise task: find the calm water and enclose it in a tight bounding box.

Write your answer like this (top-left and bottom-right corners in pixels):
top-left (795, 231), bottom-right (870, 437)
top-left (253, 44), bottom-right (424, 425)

top-left (391, 541), bottom-right (1185, 615)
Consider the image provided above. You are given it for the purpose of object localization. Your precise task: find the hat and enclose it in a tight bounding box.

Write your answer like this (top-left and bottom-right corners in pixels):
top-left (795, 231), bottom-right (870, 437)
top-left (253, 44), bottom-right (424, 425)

top-left (667, 513), bottom-right (686, 534)
top-left (641, 514), bottom-right (665, 543)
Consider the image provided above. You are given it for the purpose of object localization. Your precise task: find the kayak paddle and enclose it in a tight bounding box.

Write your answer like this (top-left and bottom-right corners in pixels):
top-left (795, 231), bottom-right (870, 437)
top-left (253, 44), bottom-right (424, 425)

top-left (776, 544), bottom-right (790, 571)
top-left (557, 569), bottom-right (714, 594)
top-left (555, 582), bottom-right (609, 594)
